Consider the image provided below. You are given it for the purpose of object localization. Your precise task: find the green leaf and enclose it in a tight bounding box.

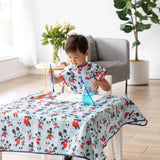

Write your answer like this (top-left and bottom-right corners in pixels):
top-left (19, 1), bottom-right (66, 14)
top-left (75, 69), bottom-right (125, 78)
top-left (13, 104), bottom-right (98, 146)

top-left (114, 0), bottom-right (126, 9)
top-left (120, 24), bottom-right (133, 33)
top-left (134, 11), bottom-right (148, 21)
top-left (150, 13), bottom-right (159, 24)
top-left (136, 0), bottom-right (145, 7)
top-left (136, 23), bottom-right (151, 31)
top-left (116, 10), bottom-right (129, 21)
top-left (141, 2), bottom-right (152, 15)
top-left (42, 33), bottom-right (48, 39)
top-left (42, 40), bottom-right (49, 45)
top-left (132, 40), bottom-right (140, 48)
top-left (126, 0), bottom-right (132, 9)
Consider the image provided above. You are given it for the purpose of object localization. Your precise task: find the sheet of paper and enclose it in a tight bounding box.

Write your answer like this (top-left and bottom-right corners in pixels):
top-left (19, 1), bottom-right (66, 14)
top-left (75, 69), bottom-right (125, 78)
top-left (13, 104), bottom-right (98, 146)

top-left (55, 93), bottom-right (104, 102)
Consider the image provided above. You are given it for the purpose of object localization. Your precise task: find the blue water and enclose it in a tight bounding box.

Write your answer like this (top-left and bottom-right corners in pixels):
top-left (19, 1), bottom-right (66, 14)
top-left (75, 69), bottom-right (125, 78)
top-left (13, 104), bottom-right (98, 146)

top-left (82, 94), bottom-right (94, 105)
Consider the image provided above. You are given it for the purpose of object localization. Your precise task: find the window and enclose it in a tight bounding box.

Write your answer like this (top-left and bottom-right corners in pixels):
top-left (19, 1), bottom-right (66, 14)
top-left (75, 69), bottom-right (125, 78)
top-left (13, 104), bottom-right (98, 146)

top-left (0, 0), bottom-right (13, 59)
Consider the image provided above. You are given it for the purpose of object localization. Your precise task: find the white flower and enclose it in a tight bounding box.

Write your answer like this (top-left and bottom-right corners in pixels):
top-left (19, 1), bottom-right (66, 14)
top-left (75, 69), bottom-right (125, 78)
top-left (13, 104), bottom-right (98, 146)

top-left (70, 25), bottom-right (75, 30)
top-left (48, 25), bottom-right (53, 31)
top-left (43, 24), bottom-right (48, 29)
top-left (62, 22), bottom-right (70, 30)
top-left (54, 21), bottom-right (62, 29)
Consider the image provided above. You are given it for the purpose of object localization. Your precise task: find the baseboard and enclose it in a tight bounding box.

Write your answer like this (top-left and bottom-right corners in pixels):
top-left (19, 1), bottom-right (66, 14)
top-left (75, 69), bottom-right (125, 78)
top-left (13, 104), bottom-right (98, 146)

top-left (0, 70), bottom-right (29, 83)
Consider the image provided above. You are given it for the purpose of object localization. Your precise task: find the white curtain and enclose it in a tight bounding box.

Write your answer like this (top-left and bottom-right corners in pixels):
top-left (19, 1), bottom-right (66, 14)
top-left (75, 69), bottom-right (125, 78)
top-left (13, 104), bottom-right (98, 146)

top-left (12, 0), bottom-right (37, 66)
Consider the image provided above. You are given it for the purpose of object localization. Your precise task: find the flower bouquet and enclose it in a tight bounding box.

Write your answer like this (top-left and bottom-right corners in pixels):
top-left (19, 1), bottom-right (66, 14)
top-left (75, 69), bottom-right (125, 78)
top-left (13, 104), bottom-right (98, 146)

top-left (42, 21), bottom-right (75, 64)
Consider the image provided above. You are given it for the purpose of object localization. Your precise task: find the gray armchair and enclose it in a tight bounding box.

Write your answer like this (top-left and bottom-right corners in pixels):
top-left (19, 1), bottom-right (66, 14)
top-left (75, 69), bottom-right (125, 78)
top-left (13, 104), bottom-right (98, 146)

top-left (86, 36), bottom-right (130, 94)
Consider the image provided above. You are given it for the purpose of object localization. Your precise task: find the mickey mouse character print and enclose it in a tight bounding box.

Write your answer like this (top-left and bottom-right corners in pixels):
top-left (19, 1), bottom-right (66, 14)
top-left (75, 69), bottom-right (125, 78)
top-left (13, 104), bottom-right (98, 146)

top-left (60, 62), bottom-right (107, 93)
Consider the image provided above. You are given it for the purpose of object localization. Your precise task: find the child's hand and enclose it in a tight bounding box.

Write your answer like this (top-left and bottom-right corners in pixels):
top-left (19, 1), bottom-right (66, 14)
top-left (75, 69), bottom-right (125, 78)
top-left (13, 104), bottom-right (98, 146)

top-left (92, 81), bottom-right (99, 89)
top-left (47, 68), bottom-right (53, 79)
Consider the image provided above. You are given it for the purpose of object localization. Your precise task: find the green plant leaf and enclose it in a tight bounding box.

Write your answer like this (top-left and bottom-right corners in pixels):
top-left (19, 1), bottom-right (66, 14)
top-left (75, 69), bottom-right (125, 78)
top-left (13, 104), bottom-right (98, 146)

top-left (136, 23), bottom-right (151, 31)
top-left (116, 10), bottom-right (129, 21)
top-left (42, 33), bottom-right (48, 39)
top-left (120, 24), bottom-right (133, 33)
top-left (126, 0), bottom-right (132, 9)
top-left (114, 0), bottom-right (126, 9)
top-left (150, 12), bottom-right (159, 24)
top-left (141, 2), bottom-right (152, 15)
top-left (132, 40), bottom-right (140, 48)
top-left (134, 11), bottom-right (148, 21)
top-left (42, 40), bottom-right (49, 45)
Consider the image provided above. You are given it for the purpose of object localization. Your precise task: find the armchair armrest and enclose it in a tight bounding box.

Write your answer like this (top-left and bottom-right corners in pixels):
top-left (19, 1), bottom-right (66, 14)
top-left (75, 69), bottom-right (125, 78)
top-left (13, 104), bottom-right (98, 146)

top-left (95, 38), bottom-right (130, 64)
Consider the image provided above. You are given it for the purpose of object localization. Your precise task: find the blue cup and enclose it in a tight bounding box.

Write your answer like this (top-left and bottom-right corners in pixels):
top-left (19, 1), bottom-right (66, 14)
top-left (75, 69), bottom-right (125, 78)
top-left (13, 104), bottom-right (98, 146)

top-left (82, 82), bottom-right (94, 105)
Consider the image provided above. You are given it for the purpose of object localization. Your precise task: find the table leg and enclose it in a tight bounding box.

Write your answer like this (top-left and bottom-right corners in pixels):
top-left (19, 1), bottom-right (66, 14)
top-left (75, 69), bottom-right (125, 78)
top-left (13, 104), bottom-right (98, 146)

top-left (108, 139), bottom-right (115, 159)
top-left (0, 152), bottom-right (2, 160)
top-left (41, 154), bottom-right (46, 160)
top-left (115, 128), bottom-right (122, 160)
top-left (45, 69), bottom-right (48, 88)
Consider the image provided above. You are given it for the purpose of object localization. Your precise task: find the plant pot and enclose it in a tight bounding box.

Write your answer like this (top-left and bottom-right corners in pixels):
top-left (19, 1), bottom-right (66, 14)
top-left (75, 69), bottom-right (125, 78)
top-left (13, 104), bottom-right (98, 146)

top-left (128, 60), bottom-right (149, 85)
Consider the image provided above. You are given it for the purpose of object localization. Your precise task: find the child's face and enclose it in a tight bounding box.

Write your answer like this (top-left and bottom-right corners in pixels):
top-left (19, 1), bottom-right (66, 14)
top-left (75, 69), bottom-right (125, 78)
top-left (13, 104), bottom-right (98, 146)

top-left (67, 49), bottom-right (89, 66)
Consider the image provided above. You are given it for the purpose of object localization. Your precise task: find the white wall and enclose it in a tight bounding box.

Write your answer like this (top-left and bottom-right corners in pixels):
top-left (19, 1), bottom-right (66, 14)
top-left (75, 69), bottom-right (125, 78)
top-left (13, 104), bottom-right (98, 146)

top-left (0, 57), bottom-right (29, 82)
top-left (30, 0), bottom-right (160, 78)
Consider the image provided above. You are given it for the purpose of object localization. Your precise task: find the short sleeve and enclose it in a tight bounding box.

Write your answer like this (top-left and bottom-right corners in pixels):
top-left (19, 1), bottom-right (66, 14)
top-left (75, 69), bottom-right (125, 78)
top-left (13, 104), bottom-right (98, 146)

top-left (93, 63), bottom-right (107, 81)
top-left (59, 65), bottom-right (72, 86)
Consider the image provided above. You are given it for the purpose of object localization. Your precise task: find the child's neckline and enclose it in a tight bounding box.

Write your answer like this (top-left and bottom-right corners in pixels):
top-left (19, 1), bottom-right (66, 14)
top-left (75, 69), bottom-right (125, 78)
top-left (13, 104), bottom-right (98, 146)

top-left (77, 62), bottom-right (88, 67)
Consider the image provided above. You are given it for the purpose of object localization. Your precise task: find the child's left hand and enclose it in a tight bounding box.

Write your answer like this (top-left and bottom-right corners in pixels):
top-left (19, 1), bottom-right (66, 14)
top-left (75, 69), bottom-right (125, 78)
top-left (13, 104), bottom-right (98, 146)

top-left (92, 81), bottom-right (99, 89)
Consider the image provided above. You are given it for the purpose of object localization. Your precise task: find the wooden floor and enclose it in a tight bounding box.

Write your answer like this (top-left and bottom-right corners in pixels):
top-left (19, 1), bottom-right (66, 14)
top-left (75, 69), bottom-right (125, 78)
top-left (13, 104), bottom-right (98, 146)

top-left (0, 74), bottom-right (160, 160)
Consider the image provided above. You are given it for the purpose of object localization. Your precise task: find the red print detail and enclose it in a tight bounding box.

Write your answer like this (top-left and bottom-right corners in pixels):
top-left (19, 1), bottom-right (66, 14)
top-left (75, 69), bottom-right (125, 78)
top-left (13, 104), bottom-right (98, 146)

top-left (86, 77), bottom-right (91, 80)
top-left (63, 141), bottom-right (68, 148)
top-left (8, 123), bottom-right (12, 126)
top-left (38, 123), bottom-right (42, 128)
top-left (72, 119), bottom-right (79, 128)
top-left (126, 101), bottom-right (129, 105)
top-left (78, 70), bottom-right (81, 74)
top-left (95, 72), bottom-right (100, 77)
top-left (36, 139), bottom-right (40, 144)
top-left (87, 67), bottom-right (91, 70)
top-left (45, 103), bottom-right (50, 106)
top-left (24, 117), bottom-right (30, 125)
top-left (46, 150), bottom-right (51, 154)
top-left (16, 138), bottom-right (20, 145)
top-left (125, 112), bottom-right (131, 118)
top-left (71, 79), bottom-right (74, 83)
top-left (93, 143), bottom-right (96, 148)
top-left (47, 135), bottom-right (52, 139)
top-left (62, 116), bottom-right (67, 119)
top-left (1, 147), bottom-right (6, 151)
top-left (2, 133), bottom-right (6, 137)
top-left (86, 141), bottom-right (91, 145)
top-left (101, 137), bottom-right (106, 142)
top-left (55, 125), bottom-right (59, 128)
top-left (110, 126), bottom-right (113, 132)
top-left (81, 143), bottom-right (84, 148)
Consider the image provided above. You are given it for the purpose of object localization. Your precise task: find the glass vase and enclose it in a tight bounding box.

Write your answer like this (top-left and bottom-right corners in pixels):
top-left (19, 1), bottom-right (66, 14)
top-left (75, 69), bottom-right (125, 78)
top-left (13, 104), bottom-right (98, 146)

top-left (53, 47), bottom-right (60, 65)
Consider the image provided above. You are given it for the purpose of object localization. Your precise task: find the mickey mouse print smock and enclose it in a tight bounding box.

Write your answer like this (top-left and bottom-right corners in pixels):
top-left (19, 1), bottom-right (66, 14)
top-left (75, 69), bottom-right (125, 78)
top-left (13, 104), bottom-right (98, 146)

top-left (59, 62), bottom-right (107, 93)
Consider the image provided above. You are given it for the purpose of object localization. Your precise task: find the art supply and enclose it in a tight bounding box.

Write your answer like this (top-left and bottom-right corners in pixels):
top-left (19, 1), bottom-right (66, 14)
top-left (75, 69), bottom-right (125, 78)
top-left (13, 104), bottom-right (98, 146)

top-left (50, 64), bottom-right (55, 92)
top-left (80, 76), bottom-right (94, 105)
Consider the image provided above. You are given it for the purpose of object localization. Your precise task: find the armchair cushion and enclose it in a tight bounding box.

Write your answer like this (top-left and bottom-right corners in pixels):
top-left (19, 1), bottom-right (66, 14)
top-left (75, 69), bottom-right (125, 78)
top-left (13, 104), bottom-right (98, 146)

top-left (86, 36), bottom-right (130, 84)
top-left (86, 36), bottom-right (98, 61)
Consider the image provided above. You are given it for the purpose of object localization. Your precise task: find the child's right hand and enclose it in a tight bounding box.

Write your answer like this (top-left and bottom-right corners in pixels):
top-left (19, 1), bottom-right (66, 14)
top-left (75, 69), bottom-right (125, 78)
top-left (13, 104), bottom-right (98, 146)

top-left (47, 68), bottom-right (53, 79)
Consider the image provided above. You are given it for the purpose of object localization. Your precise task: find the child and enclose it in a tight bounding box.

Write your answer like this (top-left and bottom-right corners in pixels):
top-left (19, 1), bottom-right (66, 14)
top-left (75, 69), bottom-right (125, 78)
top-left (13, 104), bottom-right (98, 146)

top-left (49, 34), bottom-right (110, 160)
top-left (49, 34), bottom-right (110, 94)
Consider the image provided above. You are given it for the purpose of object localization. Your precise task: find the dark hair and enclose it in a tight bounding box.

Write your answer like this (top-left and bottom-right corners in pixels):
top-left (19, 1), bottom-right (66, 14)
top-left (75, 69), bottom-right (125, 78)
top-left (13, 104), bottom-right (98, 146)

top-left (65, 34), bottom-right (88, 54)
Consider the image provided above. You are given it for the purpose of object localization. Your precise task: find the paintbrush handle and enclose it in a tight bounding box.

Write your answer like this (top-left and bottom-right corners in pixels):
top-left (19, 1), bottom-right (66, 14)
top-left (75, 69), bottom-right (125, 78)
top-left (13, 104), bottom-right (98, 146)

top-left (50, 64), bottom-right (55, 92)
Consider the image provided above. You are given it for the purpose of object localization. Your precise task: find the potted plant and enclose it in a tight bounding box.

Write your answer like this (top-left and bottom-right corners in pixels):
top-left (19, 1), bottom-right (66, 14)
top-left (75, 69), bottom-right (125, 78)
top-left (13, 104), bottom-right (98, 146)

top-left (42, 21), bottom-right (75, 64)
top-left (113, 0), bottom-right (160, 85)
